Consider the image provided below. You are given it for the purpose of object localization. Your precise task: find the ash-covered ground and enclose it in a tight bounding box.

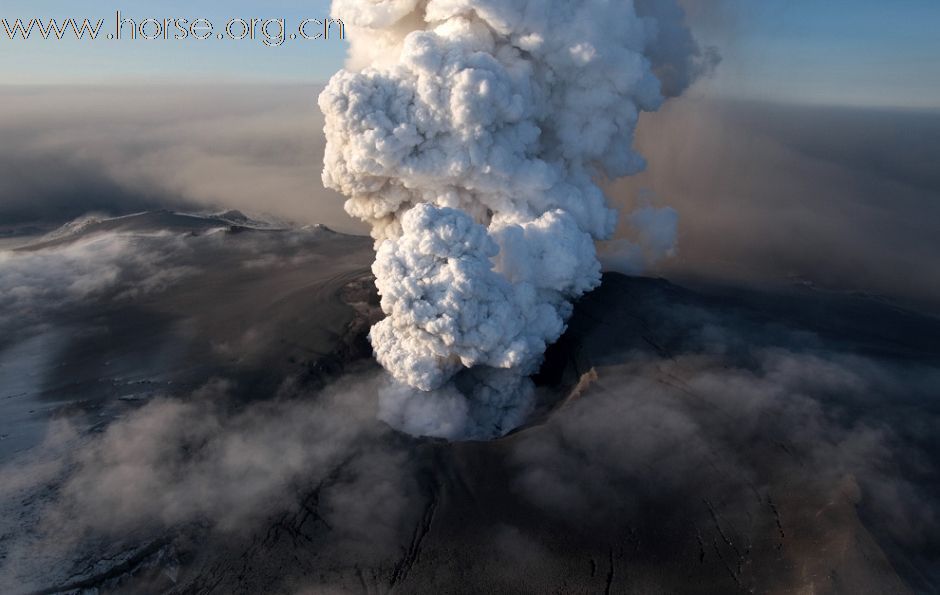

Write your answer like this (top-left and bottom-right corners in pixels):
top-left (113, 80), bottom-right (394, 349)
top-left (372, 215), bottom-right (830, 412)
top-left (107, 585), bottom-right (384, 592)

top-left (0, 211), bottom-right (937, 594)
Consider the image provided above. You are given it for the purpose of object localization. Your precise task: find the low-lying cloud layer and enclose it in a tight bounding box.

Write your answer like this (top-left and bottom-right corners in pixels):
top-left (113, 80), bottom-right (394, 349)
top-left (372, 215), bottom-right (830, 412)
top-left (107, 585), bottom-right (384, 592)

top-left (2, 86), bottom-right (938, 312)
top-left (0, 373), bottom-right (424, 592)
top-left (1, 265), bottom-right (937, 592)
top-left (0, 231), bottom-right (195, 348)
top-left (0, 85), bottom-right (360, 234)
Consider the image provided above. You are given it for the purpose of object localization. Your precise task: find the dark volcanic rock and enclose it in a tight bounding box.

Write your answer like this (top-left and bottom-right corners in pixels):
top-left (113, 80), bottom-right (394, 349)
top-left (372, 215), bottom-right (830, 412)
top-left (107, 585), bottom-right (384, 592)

top-left (3, 243), bottom-right (938, 594)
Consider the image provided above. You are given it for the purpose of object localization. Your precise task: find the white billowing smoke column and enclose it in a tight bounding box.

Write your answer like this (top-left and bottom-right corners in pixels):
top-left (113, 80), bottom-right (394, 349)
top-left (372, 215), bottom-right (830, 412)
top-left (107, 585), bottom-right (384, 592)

top-left (319, 0), bottom-right (713, 440)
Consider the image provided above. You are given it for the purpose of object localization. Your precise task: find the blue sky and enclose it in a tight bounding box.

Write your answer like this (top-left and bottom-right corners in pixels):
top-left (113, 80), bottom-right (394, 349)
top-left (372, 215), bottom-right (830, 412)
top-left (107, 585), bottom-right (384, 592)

top-left (0, 0), bottom-right (348, 83)
top-left (1, 0), bottom-right (938, 108)
top-left (696, 0), bottom-right (940, 108)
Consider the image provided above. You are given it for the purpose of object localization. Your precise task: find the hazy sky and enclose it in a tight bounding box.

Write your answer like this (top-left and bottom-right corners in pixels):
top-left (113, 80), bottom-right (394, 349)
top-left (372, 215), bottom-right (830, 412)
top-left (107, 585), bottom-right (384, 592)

top-left (0, 0), bottom-right (347, 83)
top-left (695, 0), bottom-right (940, 108)
top-left (1, 1), bottom-right (938, 108)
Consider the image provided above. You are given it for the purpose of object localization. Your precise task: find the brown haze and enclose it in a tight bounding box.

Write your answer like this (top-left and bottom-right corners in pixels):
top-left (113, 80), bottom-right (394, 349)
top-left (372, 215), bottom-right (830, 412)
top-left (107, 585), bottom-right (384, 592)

top-left (2, 86), bottom-right (939, 309)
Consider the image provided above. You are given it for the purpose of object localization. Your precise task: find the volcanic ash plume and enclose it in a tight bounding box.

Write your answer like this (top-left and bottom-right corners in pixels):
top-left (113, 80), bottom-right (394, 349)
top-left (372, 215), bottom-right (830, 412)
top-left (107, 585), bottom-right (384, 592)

top-left (319, 0), bottom-right (713, 439)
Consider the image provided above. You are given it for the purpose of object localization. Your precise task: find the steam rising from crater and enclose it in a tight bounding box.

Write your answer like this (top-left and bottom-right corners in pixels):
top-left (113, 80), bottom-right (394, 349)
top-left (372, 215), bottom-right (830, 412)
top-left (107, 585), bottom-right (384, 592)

top-left (319, 0), bottom-right (714, 439)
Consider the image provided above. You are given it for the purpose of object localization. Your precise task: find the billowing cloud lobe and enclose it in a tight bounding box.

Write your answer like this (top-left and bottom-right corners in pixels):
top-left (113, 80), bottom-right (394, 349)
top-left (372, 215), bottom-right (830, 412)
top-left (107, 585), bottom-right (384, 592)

top-left (320, 0), bottom-right (708, 438)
